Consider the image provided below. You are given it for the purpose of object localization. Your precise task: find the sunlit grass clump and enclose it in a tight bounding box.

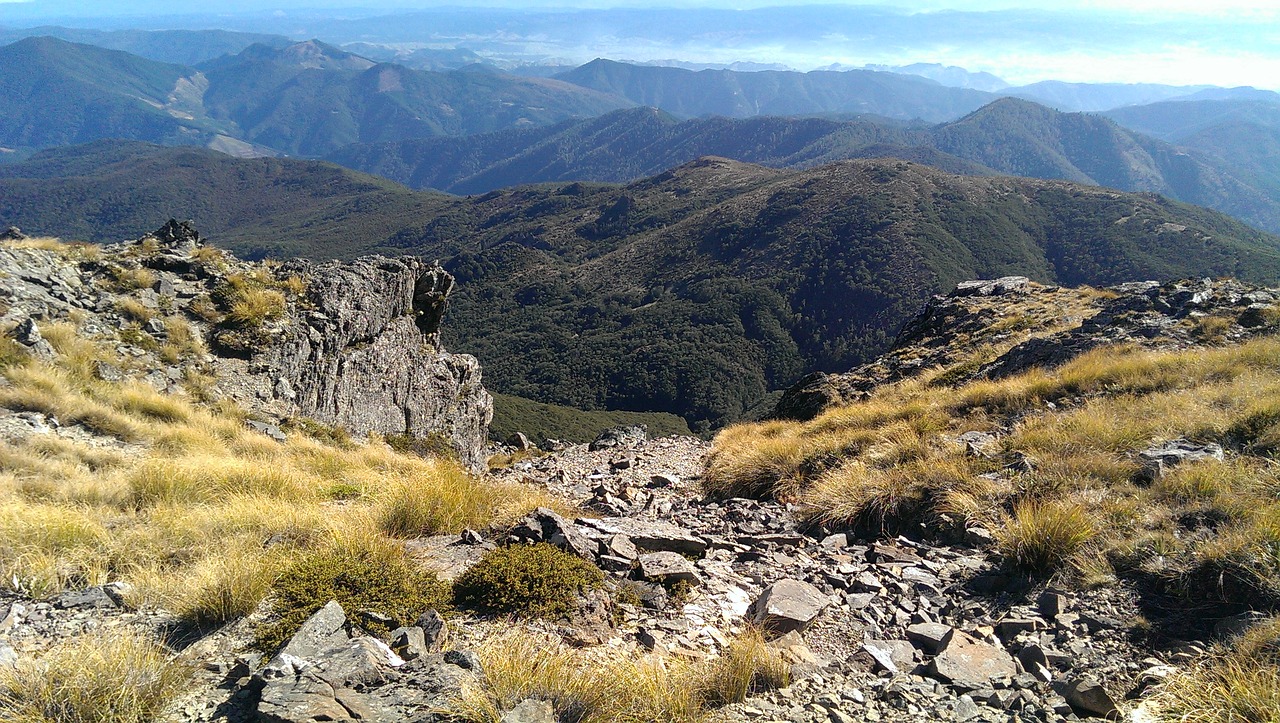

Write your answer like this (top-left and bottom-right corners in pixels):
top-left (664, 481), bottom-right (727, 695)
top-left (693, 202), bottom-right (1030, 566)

top-left (0, 628), bottom-right (190, 723)
top-left (1150, 616), bottom-right (1280, 722)
top-left (707, 336), bottom-right (1280, 595)
top-left (444, 626), bottom-right (790, 723)
top-left (0, 311), bottom-right (551, 621)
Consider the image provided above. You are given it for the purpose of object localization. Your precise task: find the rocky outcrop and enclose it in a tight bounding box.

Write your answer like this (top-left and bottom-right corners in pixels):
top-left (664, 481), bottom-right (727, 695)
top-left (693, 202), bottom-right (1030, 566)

top-left (263, 255), bottom-right (492, 471)
top-left (0, 220), bottom-right (493, 472)
top-left (776, 276), bottom-right (1280, 420)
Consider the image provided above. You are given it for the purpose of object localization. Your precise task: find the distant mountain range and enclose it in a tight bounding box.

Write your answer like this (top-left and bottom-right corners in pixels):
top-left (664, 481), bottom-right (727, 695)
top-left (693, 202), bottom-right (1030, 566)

top-left (0, 24), bottom-right (291, 65)
top-left (3, 142), bottom-right (1279, 429)
top-left (0, 36), bottom-right (629, 158)
top-left (553, 58), bottom-right (995, 123)
top-left (330, 98), bottom-right (1280, 234)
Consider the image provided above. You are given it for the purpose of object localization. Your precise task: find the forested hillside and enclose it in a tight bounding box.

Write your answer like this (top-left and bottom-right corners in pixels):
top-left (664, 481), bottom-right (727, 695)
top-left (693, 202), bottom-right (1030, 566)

top-left (7, 145), bottom-right (1277, 429)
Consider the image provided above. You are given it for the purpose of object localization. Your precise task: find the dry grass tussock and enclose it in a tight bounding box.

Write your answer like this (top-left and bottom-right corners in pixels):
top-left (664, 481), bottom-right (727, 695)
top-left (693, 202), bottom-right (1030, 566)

top-left (1150, 615), bottom-right (1280, 722)
top-left (707, 336), bottom-right (1280, 597)
top-left (0, 320), bottom-right (553, 624)
top-left (443, 626), bottom-right (789, 723)
top-left (0, 627), bottom-right (190, 723)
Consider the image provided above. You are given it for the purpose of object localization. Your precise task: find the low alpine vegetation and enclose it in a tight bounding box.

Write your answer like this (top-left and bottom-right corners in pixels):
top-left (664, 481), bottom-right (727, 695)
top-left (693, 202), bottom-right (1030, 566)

top-left (443, 626), bottom-right (790, 723)
top-left (1150, 615), bottom-right (1280, 722)
top-left (0, 627), bottom-right (190, 723)
top-left (453, 543), bottom-right (604, 619)
top-left (707, 336), bottom-right (1280, 604)
top-left (256, 534), bottom-right (452, 652)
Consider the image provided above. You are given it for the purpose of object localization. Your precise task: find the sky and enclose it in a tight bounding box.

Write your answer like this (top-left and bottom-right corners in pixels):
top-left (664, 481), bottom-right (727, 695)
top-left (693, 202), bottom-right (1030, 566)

top-left (0, 1), bottom-right (1277, 88)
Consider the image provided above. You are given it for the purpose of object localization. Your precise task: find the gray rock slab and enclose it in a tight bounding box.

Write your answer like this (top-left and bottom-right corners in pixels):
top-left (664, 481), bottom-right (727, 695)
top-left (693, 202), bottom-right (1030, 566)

top-left (502, 698), bottom-right (556, 723)
top-left (637, 551), bottom-right (700, 583)
top-left (581, 517), bottom-right (709, 556)
top-left (906, 622), bottom-right (955, 653)
top-left (278, 600), bottom-right (348, 662)
top-left (748, 578), bottom-right (831, 634)
top-left (928, 632), bottom-right (1017, 690)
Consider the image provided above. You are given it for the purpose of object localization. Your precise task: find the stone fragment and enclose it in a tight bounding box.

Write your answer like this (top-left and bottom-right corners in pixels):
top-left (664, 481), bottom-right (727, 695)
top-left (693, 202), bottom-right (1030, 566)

top-left (502, 698), bottom-right (556, 723)
top-left (927, 632), bottom-right (1017, 690)
top-left (637, 551), bottom-right (700, 584)
top-left (601, 534), bottom-right (638, 560)
top-left (580, 517), bottom-right (708, 556)
top-left (648, 473), bottom-right (679, 488)
top-left (820, 533), bottom-right (848, 550)
top-left (1016, 645), bottom-right (1053, 683)
top-left (246, 419), bottom-right (288, 443)
top-left (953, 276), bottom-right (1030, 297)
top-left (589, 425), bottom-right (646, 451)
top-left (906, 622), bottom-right (954, 653)
top-left (1057, 677), bottom-right (1120, 717)
top-left (1037, 590), bottom-right (1069, 618)
top-left (996, 618), bottom-right (1043, 640)
top-left (278, 600), bottom-right (349, 661)
top-left (53, 586), bottom-right (120, 610)
top-left (444, 649), bottom-right (482, 671)
top-left (507, 432), bottom-right (533, 451)
top-left (863, 639), bottom-right (917, 674)
top-left (0, 639), bottom-right (15, 668)
top-left (1137, 439), bottom-right (1224, 482)
top-left (389, 626), bottom-right (427, 661)
top-left (416, 609), bottom-right (447, 652)
top-left (1214, 610), bottom-right (1270, 640)
top-left (748, 578), bottom-right (831, 634)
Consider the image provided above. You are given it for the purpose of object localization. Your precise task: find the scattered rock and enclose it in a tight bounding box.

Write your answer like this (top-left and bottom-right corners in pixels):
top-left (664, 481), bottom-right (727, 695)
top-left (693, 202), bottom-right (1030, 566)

top-left (748, 578), bottom-right (830, 634)
top-left (927, 632), bottom-right (1017, 690)
top-left (1057, 676), bottom-right (1120, 718)
top-left (0, 639), bottom-right (15, 668)
top-left (905, 622), bottom-right (954, 653)
top-left (1137, 439), bottom-right (1225, 482)
top-left (637, 551), bottom-right (700, 584)
top-left (589, 425), bottom-right (647, 451)
top-left (952, 276), bottom-right (1030, 297)
top-left (501, 698), bottom-right (556, 723)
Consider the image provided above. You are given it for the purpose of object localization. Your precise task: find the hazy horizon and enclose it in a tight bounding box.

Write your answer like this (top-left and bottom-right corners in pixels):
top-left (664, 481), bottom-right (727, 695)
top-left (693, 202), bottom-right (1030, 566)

top-left (0, 1), bottom-right (1276, 89)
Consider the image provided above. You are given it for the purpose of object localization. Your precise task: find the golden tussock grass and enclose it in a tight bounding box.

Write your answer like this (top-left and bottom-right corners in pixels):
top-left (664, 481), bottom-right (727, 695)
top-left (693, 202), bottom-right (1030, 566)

top-left (0, 322), bottom-right (550, 625)
top-left (1150, 616), bottom-right (1280, 722)
top-left (2, 236), bottom-right (100, 261)
top-left (443, 626), bottom-right (789, 723)
top-left (0, 627), bottom-right (190, 723)
top-left (707, 336), bottom-right (1280, 590)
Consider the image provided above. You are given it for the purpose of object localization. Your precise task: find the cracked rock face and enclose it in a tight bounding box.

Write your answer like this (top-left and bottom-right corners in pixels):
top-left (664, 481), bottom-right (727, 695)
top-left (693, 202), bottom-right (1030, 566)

top-left (268, 255), bottom-right (493, 472)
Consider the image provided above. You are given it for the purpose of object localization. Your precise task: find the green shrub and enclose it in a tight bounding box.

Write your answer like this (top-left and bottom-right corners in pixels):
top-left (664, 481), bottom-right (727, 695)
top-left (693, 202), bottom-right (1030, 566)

top-left (256, 540), bottom-right (451, 652)
top-left (454, 543), bottom-right (604, 619)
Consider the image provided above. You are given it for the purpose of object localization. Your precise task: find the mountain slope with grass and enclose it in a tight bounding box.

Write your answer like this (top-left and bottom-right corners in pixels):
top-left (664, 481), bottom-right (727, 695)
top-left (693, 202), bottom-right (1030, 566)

top-left (1, 209), bottom-right (1279, 723)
